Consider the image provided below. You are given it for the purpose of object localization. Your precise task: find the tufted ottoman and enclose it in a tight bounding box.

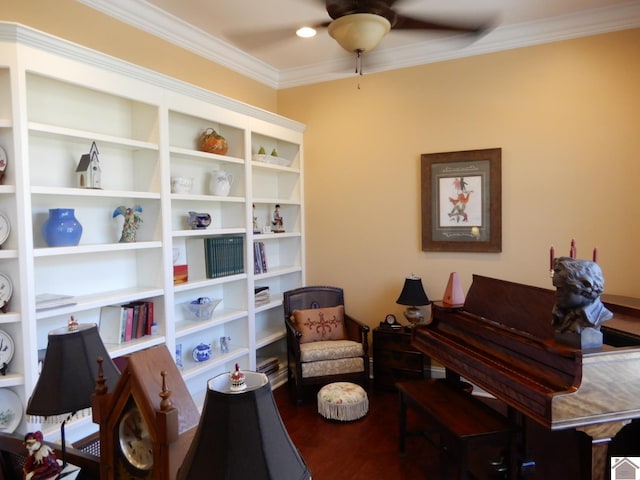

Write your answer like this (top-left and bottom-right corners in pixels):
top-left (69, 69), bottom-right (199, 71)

top-left (317, 382), bottom-right (369, 421)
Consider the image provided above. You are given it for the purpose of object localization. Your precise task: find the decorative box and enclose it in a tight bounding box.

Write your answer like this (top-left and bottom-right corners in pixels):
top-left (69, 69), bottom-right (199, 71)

top-left (173, 264), bottom-right (188, 284)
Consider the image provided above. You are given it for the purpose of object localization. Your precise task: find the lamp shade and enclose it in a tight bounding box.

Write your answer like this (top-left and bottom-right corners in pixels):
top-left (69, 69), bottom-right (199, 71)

top-left (27, 323), bottom-right (120, 421)
top-left (396, 275), bottom-right (430, 307)
top-left (328, 13), bottom-right (391, 53)
top-left (177, 371), bottom-right (310, 480)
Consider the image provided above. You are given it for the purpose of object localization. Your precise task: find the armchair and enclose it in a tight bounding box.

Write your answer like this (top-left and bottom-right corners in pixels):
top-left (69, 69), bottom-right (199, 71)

top-left (284, 286), bottom-right (370, 403)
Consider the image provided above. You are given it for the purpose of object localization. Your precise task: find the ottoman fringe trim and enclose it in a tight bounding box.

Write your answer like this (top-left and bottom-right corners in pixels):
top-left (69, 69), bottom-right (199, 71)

top-left (318, 396), bottom-right (369, 421)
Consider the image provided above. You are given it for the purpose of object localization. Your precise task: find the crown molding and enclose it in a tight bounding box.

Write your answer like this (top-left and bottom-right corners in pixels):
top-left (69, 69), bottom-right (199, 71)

top-left (0, 22), bottom-right (304, 131)
top-left (77, 0), bottom-right (640, 89)
top-left (76, 0), bottom-right (282, 88)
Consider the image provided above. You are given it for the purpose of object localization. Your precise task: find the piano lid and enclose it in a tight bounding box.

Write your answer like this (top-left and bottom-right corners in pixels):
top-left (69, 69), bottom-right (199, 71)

top-left (463, 275), bottom-right (556, 340)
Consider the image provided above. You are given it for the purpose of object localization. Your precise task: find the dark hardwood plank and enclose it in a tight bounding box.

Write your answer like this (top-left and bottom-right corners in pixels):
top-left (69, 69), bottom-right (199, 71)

top-left (274, 382), bottom-right (640, 480)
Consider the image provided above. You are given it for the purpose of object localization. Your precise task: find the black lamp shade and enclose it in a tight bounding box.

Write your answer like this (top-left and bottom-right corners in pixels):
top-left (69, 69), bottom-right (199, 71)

top-left (27, 323), bottom-right (120, 420)
top-left (178, 371), bottom-right (310, 480)
top-left (396, 276), bottom-right (430, 306)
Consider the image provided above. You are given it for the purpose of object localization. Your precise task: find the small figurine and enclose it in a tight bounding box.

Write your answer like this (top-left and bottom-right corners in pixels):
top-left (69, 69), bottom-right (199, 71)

top-left (230, 363), bottom-right (246, 392)
top-left (220, 336), bottom-right (230, 354)
top-left (551, 256), bottom-right (613, 349)
top-left (113, 205), bottom-right (143, 243)
top-left (23, 431), bottom-right (62, 480)
top-left (272, 204), bottom-right (284, 233)
top-left (252, 204), bottom-right (260, 234)
top-left (67, 315), bottom-right (79, 331)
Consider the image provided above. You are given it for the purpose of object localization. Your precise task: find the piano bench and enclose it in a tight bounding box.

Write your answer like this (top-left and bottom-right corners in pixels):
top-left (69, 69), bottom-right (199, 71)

top-left (397, 379), bottom-right (515, 480)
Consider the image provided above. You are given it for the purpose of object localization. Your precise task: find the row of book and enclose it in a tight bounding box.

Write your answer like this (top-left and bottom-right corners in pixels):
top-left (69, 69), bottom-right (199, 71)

top-left (99, 301), bottom-right (155, 344)
top-left (205, 236), bottom-right (244, 279)
top-left (254, 241), bottom-right (268, 274)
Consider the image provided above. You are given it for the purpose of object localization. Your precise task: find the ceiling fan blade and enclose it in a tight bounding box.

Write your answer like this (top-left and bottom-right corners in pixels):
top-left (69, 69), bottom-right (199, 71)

top-left (224, 26), bottom-right (298, 51)
top-left (393, 13), bottom-right (489, 35)
top-left (224, 18), bottom-right (330, 51)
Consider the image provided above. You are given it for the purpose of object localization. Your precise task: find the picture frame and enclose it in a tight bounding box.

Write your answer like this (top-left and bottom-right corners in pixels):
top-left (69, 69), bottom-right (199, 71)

top-left (421, 148), bottom-right (501, 252)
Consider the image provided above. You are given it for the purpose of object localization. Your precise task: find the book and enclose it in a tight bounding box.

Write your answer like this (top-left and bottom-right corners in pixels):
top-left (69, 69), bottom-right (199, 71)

top-left (99, 305), bottom-right (127, 344)
top-left (136, 302), bottom-right (148, 339)
top-left (257, 356), bottom-right (279, 374)
top-left (35, 293), bottom-right (76, 311)
top-left (254, 242), bottom-right (268, 274)
top-left (146, 301), bottom-right (155, 335)
top-left (123, 306), bottom-right (134, 342)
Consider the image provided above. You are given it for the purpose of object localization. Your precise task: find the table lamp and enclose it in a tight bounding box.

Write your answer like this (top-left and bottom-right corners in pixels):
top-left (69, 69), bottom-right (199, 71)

top-left (26, 321), bottom-right (120, 469)
top-left (396, 275), bottom-right (430, 327)
top-left (177, 368), bottom-right (311, 480)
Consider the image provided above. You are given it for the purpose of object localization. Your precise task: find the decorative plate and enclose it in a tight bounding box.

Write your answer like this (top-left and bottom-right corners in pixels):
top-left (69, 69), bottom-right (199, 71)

top-left (0, 329), bottom-right (13, 369)
top-left (0, 145), bottom-right (7, 173)
top-left (0, 212), bottom-right (10, 246)
top-left (0, 388), bottom-right (22, 433)
top-left (0, 273), bottom-right (12, 311)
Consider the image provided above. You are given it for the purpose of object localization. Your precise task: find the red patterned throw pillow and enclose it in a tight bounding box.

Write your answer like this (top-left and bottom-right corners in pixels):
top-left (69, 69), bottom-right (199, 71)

top-left (291, 305), bottom-right (347, 343)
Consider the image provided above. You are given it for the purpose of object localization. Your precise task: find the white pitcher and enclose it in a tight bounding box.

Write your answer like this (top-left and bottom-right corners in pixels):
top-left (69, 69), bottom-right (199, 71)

top-left (209, 170), bottom-right (233, 196)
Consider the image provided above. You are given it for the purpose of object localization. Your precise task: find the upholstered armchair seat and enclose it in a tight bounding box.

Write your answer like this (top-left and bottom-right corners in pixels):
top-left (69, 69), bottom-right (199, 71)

top-left (284, 286), bottom-right (369, 403)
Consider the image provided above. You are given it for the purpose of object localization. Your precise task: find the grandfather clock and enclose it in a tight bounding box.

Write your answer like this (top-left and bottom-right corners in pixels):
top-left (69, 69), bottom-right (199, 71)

top-left (93, 345), bottom-right (200, 480)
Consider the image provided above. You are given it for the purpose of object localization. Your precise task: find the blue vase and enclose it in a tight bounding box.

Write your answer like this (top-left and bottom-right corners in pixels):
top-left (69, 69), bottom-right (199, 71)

top-left (42, 208), bottom-right (83, 247)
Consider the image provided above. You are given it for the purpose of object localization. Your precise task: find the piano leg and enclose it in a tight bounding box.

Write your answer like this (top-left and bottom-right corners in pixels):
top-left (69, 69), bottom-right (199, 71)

top-left (577, 420), bottom-right (630, 480)
top-left (508, 407), bottom-right (536, 478)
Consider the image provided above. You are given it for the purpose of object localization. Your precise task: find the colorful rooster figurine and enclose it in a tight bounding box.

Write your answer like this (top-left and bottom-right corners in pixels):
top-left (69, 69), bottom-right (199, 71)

top-left (113, 205), bottom-right (143, 243)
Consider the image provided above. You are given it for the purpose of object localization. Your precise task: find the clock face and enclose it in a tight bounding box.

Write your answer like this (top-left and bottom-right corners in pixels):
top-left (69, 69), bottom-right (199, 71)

top-left (0, 273), bottom-right (12, 310)
top-left (118, 406), bottom-right (154, 471)
top-left (385, 314), bottom-right (397, 325)
top-left (0, 213), bottom-right (9, 246)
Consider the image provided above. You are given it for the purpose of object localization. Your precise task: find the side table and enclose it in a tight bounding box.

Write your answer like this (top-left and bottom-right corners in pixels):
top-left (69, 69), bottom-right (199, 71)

top-left (373, 326), bottom-right (431, 390)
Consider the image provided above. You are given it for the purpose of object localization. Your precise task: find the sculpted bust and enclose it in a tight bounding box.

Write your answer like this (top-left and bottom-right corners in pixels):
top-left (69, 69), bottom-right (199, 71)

top-left (551, 256), bottom-right (612, 348)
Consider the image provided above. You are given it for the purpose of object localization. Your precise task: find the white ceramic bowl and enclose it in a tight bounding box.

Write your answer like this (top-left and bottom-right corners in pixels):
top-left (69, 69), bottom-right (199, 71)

top-left (184, 298), bottom-right (221, 321)
top-left (171, 176), bottom-right (193, 194)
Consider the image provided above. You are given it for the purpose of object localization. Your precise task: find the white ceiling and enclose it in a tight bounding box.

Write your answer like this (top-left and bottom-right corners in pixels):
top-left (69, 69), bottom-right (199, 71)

top-left (77, 0), bottom-right (640, 89)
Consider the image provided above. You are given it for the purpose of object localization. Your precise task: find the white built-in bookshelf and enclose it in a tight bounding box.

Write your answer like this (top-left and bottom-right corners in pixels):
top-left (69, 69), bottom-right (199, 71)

top-left (0, 22), bottom-right (304, 441)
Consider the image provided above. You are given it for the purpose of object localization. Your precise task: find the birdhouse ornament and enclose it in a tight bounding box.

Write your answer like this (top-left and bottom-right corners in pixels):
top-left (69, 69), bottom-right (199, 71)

top-left (76, 141), bottom-right (102, 189)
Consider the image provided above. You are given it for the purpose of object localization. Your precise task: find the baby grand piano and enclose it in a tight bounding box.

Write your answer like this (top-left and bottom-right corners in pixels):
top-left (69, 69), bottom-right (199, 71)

top-left (412, 275), bottom-right (640, 480)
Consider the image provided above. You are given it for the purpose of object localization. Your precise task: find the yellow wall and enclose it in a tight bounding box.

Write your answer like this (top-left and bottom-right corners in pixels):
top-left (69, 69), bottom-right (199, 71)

top-left (278, 29), bottom-right (640, 324)
top-left (5, 1), bottom-right (640, 328)
top-left (2, 0), bottom-right (278, 111)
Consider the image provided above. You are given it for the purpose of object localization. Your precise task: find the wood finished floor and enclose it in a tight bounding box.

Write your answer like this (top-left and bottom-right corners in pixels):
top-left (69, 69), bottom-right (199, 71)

top-left (273, 382), bottom-right (640, 480)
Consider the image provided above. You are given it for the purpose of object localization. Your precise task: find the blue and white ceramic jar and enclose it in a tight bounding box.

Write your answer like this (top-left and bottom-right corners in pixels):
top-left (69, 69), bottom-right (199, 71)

top-left (192, 343), bottom-right (212, 363)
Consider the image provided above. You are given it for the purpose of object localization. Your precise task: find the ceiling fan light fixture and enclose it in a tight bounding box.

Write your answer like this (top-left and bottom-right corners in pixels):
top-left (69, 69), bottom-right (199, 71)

top-left (328, 13), bottom-right (391, 53)
top-left (296, 26), bottom-right (317, 38)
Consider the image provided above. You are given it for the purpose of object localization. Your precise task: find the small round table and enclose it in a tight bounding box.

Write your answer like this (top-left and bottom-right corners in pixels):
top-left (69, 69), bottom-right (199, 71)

top-left (317, 382), bottom-right (369, 421)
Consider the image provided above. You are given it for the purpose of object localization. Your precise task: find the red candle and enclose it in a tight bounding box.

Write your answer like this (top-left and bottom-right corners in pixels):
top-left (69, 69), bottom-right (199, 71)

top-left (549, 246), bottom-right (555, 270)
top-left (570, 239), bottom-right (576, 259)
top-left (593, 247), bottom-right (598, 263)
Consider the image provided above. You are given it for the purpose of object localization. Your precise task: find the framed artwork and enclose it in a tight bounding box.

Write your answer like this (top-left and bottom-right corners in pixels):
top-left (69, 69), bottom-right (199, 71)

top-left (421, 148), bottom-right (501, 252)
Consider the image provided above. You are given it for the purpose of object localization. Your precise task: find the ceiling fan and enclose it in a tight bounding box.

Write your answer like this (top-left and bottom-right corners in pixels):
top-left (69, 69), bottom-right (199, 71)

top-left (312, 0), bottom-right (491, 73)
top-left (225, 0), bottom-right (492, 74)
top-left (321, 0), bottom-right (488, 50)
